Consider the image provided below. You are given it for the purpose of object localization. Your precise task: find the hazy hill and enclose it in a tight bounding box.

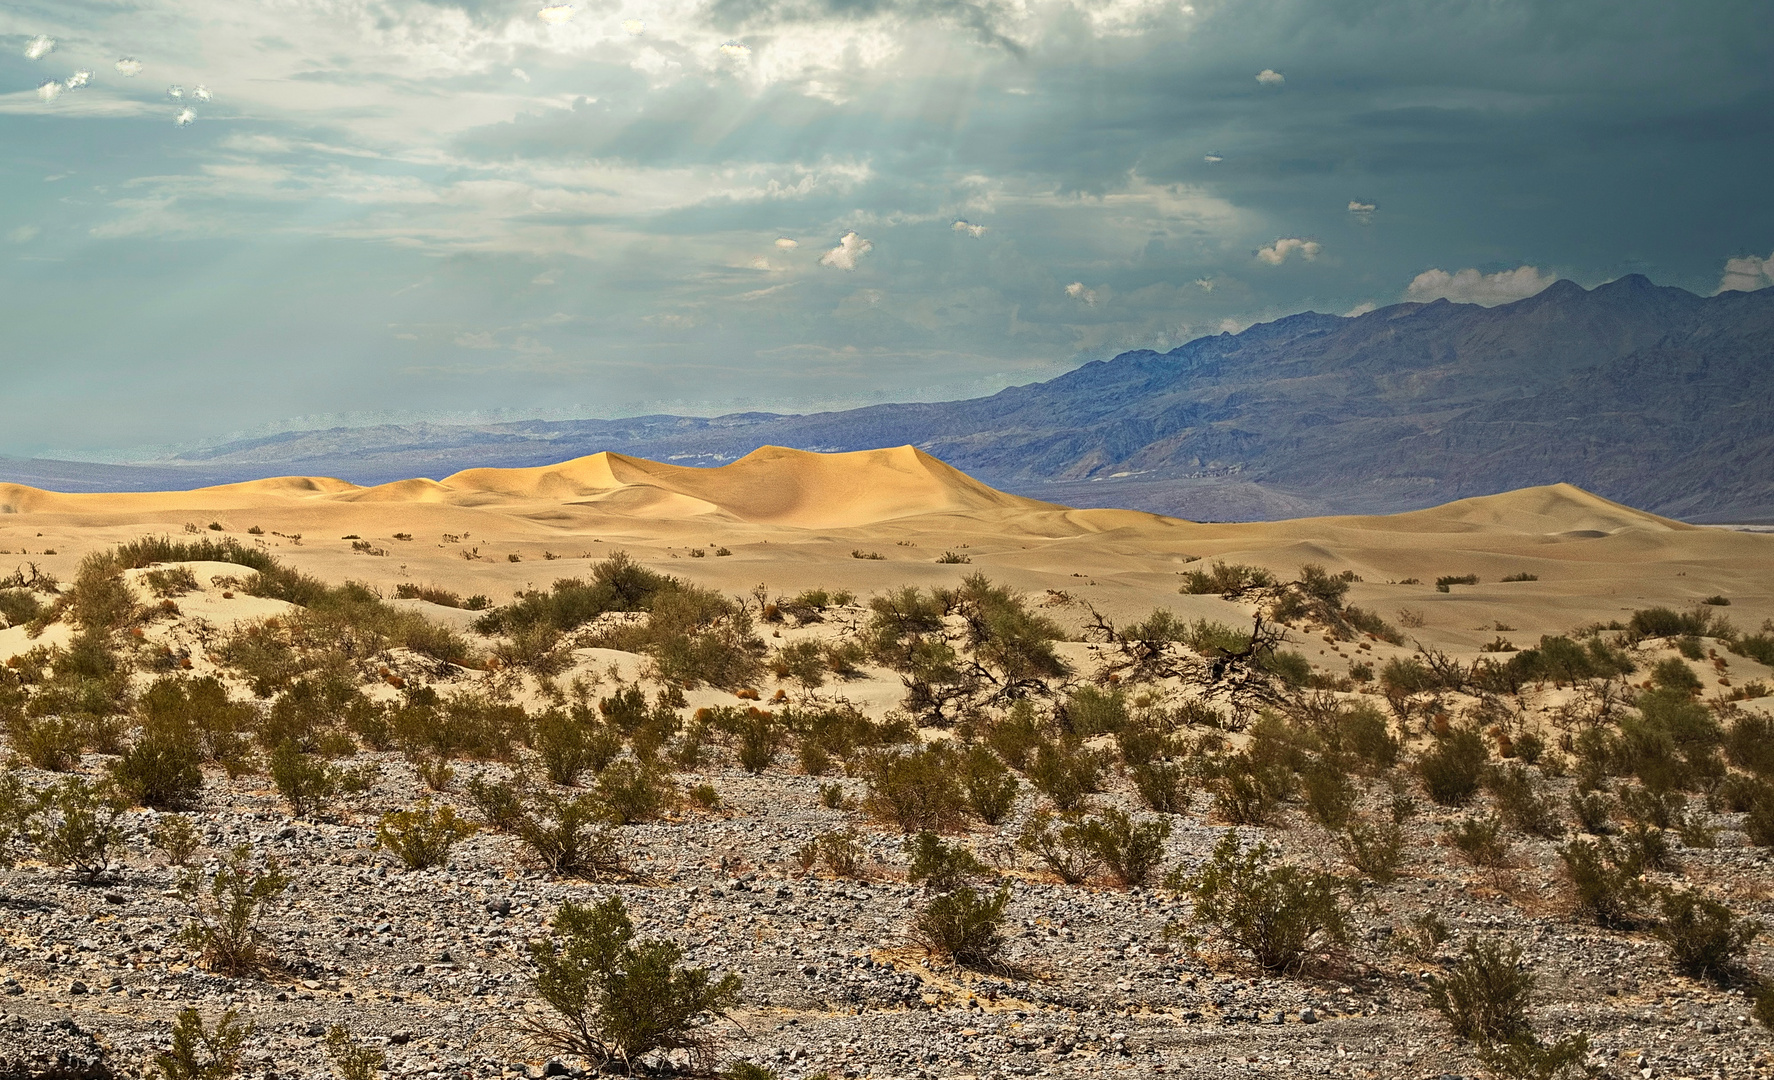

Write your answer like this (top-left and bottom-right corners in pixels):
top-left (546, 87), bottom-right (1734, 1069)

top-left (10, 276), bottom-right (1772, 521)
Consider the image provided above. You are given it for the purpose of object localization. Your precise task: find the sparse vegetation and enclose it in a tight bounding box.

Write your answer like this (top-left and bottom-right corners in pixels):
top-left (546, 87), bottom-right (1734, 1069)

top-left (1168, 831), bottom-right (1348, 974)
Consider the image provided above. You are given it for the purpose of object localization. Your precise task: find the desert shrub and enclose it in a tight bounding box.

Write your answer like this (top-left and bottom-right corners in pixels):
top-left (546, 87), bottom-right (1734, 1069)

top-left (1485, 764), bottom-right (1563, 838)
top-left (324, 1025), bottom-right (386, 1080)
top-left (154, 1007), bottom-right (251, 1080)
top-left (1569, 790), bottom-right (1613, 834)
top-left (1260, 650), bottom-right (1313, 688)
top-left (1301, 759), bottom-right (1358, 830)
top-left (526, 895), bottom-right (743, 1071)
top-left (914, 884), bottom-right (1010, 969)
top-left (11, 715), bottom-right (85, 771)
top-left (493, 623), bottom-right (572, 675)
top-left (1027, 739), bottom-right (1102, 811)
top-left (517, 790), bottom-right (625, 878)
top-left (935, 551), bottom-right (971, 564)
top-left (1729, 631), bottom-right (1774, 667)
top-left (1476, 1035), bottom-right (1593, 1080)
top-left (595, 761), bottom-right (674, 825)
top-left (1650, 657), bottom-right (1702, 694)
top-left (797, 829), bottom-right (865, 878)
top-left (983, 701), bottom-right (1045, 770)
top-left (1168, 831), bottom-right (1348, 974)
top-left (110, 733), bottom-right (204, 810)
top-left (904, 831), bottom-right (988, 891)
top-left (1653, 889), bottom-right (1761, 983)
top-left (949, 574), bottom-right (1069, 690)
top-left (1073, 807), bottom-right (1171, 887)
top-left (1380, 657), bottom-right (1436, 696)
top-left (770, 640), bottom-right (828, 689)
top-left (1339, 819), bottom-right (1405, 883)
top-left (960, 745), bottom-right (1018, 824)
top-left (1209, 755), bottom-right (1281, 825)
top-left (1180, 562), bottom-right (1275, 596)
top-left (1559, 839), bottom-right (1646, 928)
top-left (589, 586), bottom-right (765, 691)
top-left (532, 708), bottom-right (598, 786)
top-left (1628, 606), bottom-right (1723, 641)
top-left (136, 675), bottom-right (256, 772)
top-left (1328, 701), bottom-right (1401, 772)
top-left (1132, 760), bottom-right (1190, 813)
top-left (0, 588), bottom-right (45, 627)
top-left (1417, 728), bottom-right (1489, 806)
top-left (1724, 711), bottom-right (1774, 777)
top-left (1444, 816), bottom-right (1511, 868)
top-left (31, 776), bottom-right (126, 881)
top-left (818, 783), bottom-right (845, 809)
top-left (1017, 810), bottom-right (1099, 884)
top-left (378, 799), bottom-right (477, 870)
top-left (267, 741), bottom-right (339, 817)
top-left (731, 710), bottom-right (780, 774)
top-left (1061, 685), bottom-right (1128, 737)
top-left (1426, 938), bottom-right (1534, 1043)
top-left (177, 844), bottom-right (290, 976)
top-left (476, 552), bottom-right (677, 635)
top-left (1435, 574), bottom-right (1479, 593)
top-left (393, 582), bottom-right (462, 607)
top-left (1616, 688), bottom-right (1722, 792)
top-left (863, 747), bottom-right (968, 833)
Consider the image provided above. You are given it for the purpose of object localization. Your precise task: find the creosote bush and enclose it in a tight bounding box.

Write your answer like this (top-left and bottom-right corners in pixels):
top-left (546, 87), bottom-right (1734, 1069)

top-left (31, 775), bottom-right (127, 882)
top-left (1427, 938), bottom-right (1534, 1043)
top-left (904, 831), bottom-right (988, 892)
top-left (1168, 831), bottom-right (1348, 975)
top-left (1418, 727), bottom-right (1489, 806)
top-left (377, 798), bottom-right (478, 870)
top-left (864, 746), bottom-right (968, 833)
top-left (1653, 889), bottom-right (1760, 983)
top-left (526, 895), bottom-right (743, 1072)
top-left (154, 1008), bottom-right (251, 1080)
top-left (914, 884), bottom-right (1011, 970)
top-left (516, 790), bottom-right (625, 879)
top-left (177, 843), bottom-right (290, 976)
top-left (152, 815), bottom-right (203, 867)
top-left (325, 1025), bottom-right (387, 1080)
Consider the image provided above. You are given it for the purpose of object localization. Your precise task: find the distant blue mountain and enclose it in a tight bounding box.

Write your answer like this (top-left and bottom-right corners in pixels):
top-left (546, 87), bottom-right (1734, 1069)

top-left (9, 275), bottom-right (1772, 522)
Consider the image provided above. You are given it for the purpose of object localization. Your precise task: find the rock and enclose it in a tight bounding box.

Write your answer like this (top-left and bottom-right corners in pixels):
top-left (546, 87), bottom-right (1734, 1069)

top-left (1298, 1008), bottom-right (1318, 1024)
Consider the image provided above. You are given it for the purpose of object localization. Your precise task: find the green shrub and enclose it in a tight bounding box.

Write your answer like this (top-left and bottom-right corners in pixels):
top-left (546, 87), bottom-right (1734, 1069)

top-left (154, 1007), bottom-right (251, 1080)
top-left (733, 710), bottom-right (779, 774)
top-left (960, 745), bottom-right (1018, 824)
top-left (1435, 574), bottom-right (1479, 593)
top-left (1559, 839), bottom-right (1646, 928)
top-left (1301, 759), bottom-right (1358, 830)
top-left (1168, 831), bottom-right (1348, 975)
top-left (12, 714), bottom-right (85, 771)
top-left (864, 747), bottom-right (968, 833)
top-left (476, 552), bottom-right (678, 635)
top-left (466, 772), bottom-right (529, 833)
top-left (1616, 822), bottom-right (1675, 874)
top-left (177, 843), bottom-right (290, 976)
top-left (526, 895), bottom-right (743, 1072)
top-left (797, 830), bottom-right (865, 878)
top-left (1027, 739), bottom-right (1102, 811)
top-left (1209, 757), bottom-right (1280, 826)
top-left (904, 831), bottom-right (987, 891)
top-left (1649, 657), bottom-right (1702, 694)
top-left (31, 776), bottom-right (126, 881)
top-left (1062, 686), bottom-right (1128, 737)
top-left (267, 741), bottom-right (339, 817)
top-left (595, 761), bottom-right (673, 825)
top-left (517, 790), bottom-right (625, 878)
top-left (532, 708), bottom-right (597, 786)
top-left (1017, 810), bottom-right (1100, 884)
top-left (152, 815), bottom-right (203, 867)
top-left (1073, 807), bottom-right (1171, 887)
top-left (983, 702), bottom-right (1044, 771)
top-left (818, 783), bottom-right (845, 810)
top-left (1485, 764), bottom-right (1563, 838)
top-left (324, 1025), bottom-right (386, 1080)
top-left (914, 884), bottom-right (1010, 969)
top-left (1180, 562), bottom-right (1275, 596)
top-left (1444, 816), bottom-right (1511, 868)
top-left (1417, 728), bottom-right (1489, 806)
top-left (377, 799), bottom-right (478, 870)
top-left (110, 734), bottom-right (204, 810)
top-left (1131, 760), bottom-right (1190, 813)
top-left (1724, 711), bottom-right (1774, 777)
top-left (1339, 819), bottom-right (1406, 884)
top-left (1426, 938), bottom-right (1534, 1043)
top-left (1653, 889), bottom-right (1760, 983)
top-left (1569, 789), bottom-right (1613, 834)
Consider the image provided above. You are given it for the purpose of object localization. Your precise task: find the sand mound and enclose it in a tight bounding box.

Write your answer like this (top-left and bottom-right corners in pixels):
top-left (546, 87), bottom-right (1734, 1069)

top-left (1338, 483), bottom-right (1685, 536)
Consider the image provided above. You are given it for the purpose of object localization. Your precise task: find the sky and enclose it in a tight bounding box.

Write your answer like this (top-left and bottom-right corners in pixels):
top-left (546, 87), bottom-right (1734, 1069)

top-left (2, 0), bottom-right (1772, 459)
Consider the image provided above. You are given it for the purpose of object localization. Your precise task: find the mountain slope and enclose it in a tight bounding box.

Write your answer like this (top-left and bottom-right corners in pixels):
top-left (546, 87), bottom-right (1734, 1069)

top-left (13, 277), bottom-right (1773, 521)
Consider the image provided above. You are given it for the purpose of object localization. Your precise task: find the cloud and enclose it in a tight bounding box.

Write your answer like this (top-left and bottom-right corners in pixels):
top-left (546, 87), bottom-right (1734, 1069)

top-left (951, 220), bottom-right (987, 238)
top-left (1256, 237), bottom-right (1321, 265)
top-left (719, 41), bottom-right (752, 58)
top-left (536, 5), bottom-right (575, 24)
top-left (1256, 69), bottom-right (1284, 85)
top-left (774, 237), bottom-right (798, 249)
top-left (66, 71), bottom-right (92, 90)
top-left (193, 86), bottom-right (213, 103)
top-left (819, 231), bottom-right (872, 270)
top-left (24, 36), bottom-right (55, 61)
top-left (622, 19), bottom-right (645, 34)
top-left (174, 108), bottom-right (196, 126)
top-left (1717, 253), bottom-right (1774, 294)
top-left (1344, 301), bottom-right (1376, 317)
top-left (454, 331), bottom-right (498, 348)
top-left (8, 226), bottom-right (40, 244)
top-left (1202, 153), bottom-right (1222, 163)
top-left (1406, 265), bottom-right (1555, 305)
top-left (168, 86), bottom-right (184, 99)
top-left (114, 57), bottom-right (142, 77)
top-left (1347, 201), bottom-right (1375, 213)
top-left (1065, 281), bottom-right (1097, 305)
top-left (1193, 278), bottom-right (1214, 291)
top-left (36, 80), bottom-right (63, 104)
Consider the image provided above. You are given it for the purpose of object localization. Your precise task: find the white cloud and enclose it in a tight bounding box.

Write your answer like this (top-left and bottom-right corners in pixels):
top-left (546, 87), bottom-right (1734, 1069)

top-left (193, 85), bottom-right (213, 103)
top-left (512, 67), bottom-right (530, 82)
top-left (114, 57), bottom-right (142, 77)
top-left (1406, 265), bottom-right (1555, 305)
top-left (24, 36), bottom-right (55, 61)
top-left (1065, 281), bottom-right (1097, 305)
top-left (1202, 153), bottom-right (1222, 163)
top-left (537, 5), bottom-right (576, 24)
top-left (36, 80), bottom-right (63, 104)
top-left (1256, 69), bottom-right (1284, 85)
top-left (718, 41), bottom-right (752, 59)
top-left (1345, 301), bottom-right (1376, 317)
top-left (8, 225), bottom-right (40, 244)
top-left (1256, 237), bottom-right (1320, 265)
top-left (168, 86), bottom-right (184, 99)
top-left (1717, 252), bottom-right (1774, 294)
top-left (774, 237), bottom-right (798, 249)
top-left (174, 108), bottom-right (196, 126)
top-left (66, 71), bottom-right (92, 90)
top-left (819, 231), bottom-right (872, 270)
top-left (454, 331), bottom-right (498, 348)
top-left (951, 220), bottom-right (987, 238)
top-left (622, 19), bottom-right (645, 35)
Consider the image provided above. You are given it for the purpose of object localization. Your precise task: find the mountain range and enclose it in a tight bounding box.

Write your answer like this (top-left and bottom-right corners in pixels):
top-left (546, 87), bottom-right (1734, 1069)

top-left (7, 275), bottom-right (1771, 522)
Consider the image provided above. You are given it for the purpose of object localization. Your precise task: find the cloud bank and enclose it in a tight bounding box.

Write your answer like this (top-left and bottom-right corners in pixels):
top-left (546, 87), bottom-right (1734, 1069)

top-left (1406, 266), bottom-right (1556, 306)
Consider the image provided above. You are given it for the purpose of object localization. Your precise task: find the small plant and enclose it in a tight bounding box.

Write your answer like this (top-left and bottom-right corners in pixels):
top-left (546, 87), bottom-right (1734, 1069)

top-left (1027, 739), bottom-right (1102, 811)
top-left (177, 844), bottom-right (291, 976)
top-left (1435, 574), bottom-right (1480, 592)
top-left (1427, 938), bottom-right (1534, 1043)
top-left (1397, 911), bottom-right (1450, 958)
top-left (32, 776), bottom-right (127, 882)
top-left (154, 1008), bottom-right (251, 1080)
top-left (850, 550), bottom-right (885, 560)
top-left (1017, 810), bottom-right (1100, 884)
top-left (526, 895), bottom-right (743, 1072)
top-left (110, 734), bottom-right (205, 810)
top-left (1653, 889), bottom-right (1760, 983)
top-left (1558, 839), bottom-right (1646, 928)
top-left (913, 883), bottom-right (1010, 969)
top-left (1486, 763), bottom-right (1563, 838)
top-left (1569, 789), bottom-right (1613, 834)
top-left (1340, 818), bottom-right (1406, 883)
top-left (818, 782), bottom-right (846, 810)
top-left (1444, 815), bottom-right (1511, 868)
top-left (595, 761), bottom-right (674, 825)
top-left (961, 745), bottom-right (1018, 824)
top-left (798, 829), bottom-right (865, 878)
top-left (935, 551), bottom-right (972, 564)
top-left (466, 772), bottom-right (529, 832)
top-left (1167, 831), bottom-right (1348, 975)
top-left (1417, 728), bottom-right (1489, 806)
top-left (1131, 760), bottom-right (1190, 813)
top-left (688, 783), bottom-right (721, 809)
top-left (1499, 572), bottom-right (1539, 583)
top-left (378, 799), bottom-right (478, 870)
top-left (864, 748), bottom-right (968, 833)
top-left (904, 831), bottom-right (988, 892)
top-left (152, 815), bottom-right (203, 867)
top-left (517, 790), bottom-right (625, 878)
top-left (325, 1025), bottom-right (386, 1080)
top-left (268, 741), bottom-right (339, 817)
top-left (1074, 807), bottom-right (1172, 887)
